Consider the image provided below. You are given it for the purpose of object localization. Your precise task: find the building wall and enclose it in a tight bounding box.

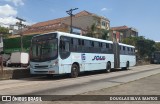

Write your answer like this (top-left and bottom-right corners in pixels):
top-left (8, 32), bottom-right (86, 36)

top-left (109, 30), bottom-right (123, 43)
top-left (62, 15), bottom-right (110, 33)
top-left (63, 15), bottom-right (97, 30)
top-left (115, 29), bottom-right (138, 39)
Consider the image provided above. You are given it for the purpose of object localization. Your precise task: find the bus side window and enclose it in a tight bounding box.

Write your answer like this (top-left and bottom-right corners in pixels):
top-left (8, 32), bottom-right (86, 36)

top-left (106, 43), bottom-right (109, 48)
top-left (78, 39), bottom-right (81, 45)
top-left (94, 41), bottom-right (99, 53)
top-left (59, 37), bottom-right (70, 59)
top-left (82, 40), bottom-right (84, 46)
top-left (130, 48), bottom-right (133, 55)
top-left (127, 47), bottom-right (130, 55)
top-left (119, 45), bottom-right (122, 54)
top-left (133, 48), bottom-right (135, 54)
top-left (81, 39), bottom-right (85, 52)
top-left (122, 46), bottom-right (125, 54)
top-left (99, 42), bottom-right (102, 47)
top-left (60, 40), bottom-right (69, 52)
top-left (77, 39), bottom-right (82, 52)
top-left (91, 41), bottom-right (94, 47)
top-left (108, 44), bottom-right (113, 53)
top-left (102, 43), bottom-right (107, 53)
top-left (71, 38), bottom-right (73, 44)
top-left (84, 40), bottom-right (91, 53)
top-left (60, 40), bottom-right (65, 50)
top-left (123, 46), bottom-right (125, 51)
top-left (72, 38), bottom-right (78, 52)
top-left (65, 42), bottom-right (70, 52)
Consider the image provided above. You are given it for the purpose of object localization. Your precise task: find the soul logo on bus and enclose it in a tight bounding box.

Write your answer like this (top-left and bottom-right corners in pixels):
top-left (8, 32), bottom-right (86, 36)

top-left (92, 56), bottom-right (106, 61)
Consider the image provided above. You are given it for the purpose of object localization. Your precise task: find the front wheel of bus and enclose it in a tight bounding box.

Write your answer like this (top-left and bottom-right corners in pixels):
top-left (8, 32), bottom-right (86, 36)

top-left (46, 74), bottom-right (53, 78)
top-left (106, 62), bottom-right (111, 73)
top-left (125, 61), bottom-right (130, 70)
top-left (71, 64), bottom-right (79, 78)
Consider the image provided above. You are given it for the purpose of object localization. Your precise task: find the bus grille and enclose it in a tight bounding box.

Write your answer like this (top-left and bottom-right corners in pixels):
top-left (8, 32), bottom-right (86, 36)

top-left (35, 65), bottom-right (48, 69)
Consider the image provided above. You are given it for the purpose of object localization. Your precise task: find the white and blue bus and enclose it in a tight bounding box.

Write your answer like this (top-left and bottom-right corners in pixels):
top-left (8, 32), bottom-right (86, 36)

top-left (30, 31), bottom-right (136, 78)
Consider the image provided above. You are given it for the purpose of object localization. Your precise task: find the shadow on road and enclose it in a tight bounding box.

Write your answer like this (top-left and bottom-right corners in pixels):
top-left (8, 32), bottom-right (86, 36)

top-left (19, 68), bottom-right (128, 81)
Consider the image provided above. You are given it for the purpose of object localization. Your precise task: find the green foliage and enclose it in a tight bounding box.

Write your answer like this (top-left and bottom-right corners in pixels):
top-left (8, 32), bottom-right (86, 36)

top-left (122, 36), bottom-right (156, 58)
top-left (137, 38), bottom-right (155, 58)
top-left (86, 23), bottom-right (109, 40)
top-left (86, 23), bottom-right (97, 38)
top-left (155, 42), bottom-right (160, 51)
top-left (101, 29), bottom-right (109, 40)
top-left (0, 26), bottom-right (10, 38)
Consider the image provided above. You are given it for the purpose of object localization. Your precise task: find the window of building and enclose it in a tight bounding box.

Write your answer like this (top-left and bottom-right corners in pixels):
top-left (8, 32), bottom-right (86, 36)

top-left (101, 21), bottom-right (106, 26)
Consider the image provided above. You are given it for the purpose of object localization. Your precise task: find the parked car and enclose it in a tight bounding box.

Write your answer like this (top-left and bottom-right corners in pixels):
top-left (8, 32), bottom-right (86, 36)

top-left (7, 52), bottom-right (29, 67)
top-left (2, 54), bottom-right (11, 66)
top-left (6, 58), bottom-right (11, 67)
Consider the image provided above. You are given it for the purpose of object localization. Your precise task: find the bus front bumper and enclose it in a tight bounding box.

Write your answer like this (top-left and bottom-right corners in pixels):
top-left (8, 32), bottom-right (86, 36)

top-left (30, 66), bottom-right (59, 75)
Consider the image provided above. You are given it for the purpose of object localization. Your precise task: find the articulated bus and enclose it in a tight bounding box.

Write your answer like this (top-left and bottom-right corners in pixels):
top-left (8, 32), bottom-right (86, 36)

top-left (30, 32), bottom-right (136, 78)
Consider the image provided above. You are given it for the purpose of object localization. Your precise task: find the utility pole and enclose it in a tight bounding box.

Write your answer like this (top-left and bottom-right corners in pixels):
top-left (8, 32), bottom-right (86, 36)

top-left (66, 8), bottom-right (78, 33)
top-left (16, 17), bottom-right (26, 52)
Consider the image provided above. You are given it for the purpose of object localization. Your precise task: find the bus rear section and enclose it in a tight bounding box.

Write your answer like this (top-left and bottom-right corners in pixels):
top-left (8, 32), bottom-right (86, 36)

top-left (151, 51), bottom-right (160, 64)
top-left (30, 33), bottom-right (59, 75)
top-left (118, 43), bottom-right (136, 69)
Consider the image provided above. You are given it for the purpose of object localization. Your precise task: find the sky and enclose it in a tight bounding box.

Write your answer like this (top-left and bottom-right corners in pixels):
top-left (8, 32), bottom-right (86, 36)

top-left (0, 0), bottom-right (160, 41)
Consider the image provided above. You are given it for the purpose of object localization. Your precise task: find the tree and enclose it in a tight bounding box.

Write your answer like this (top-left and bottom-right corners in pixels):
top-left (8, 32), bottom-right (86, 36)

top-left (136, 39), bottom-right (155, 58)
top-left (86, 23), bottom-right (97, 38)
top-left (122, 36), bottom-right (156, 59)
top-left (0, 26), bottom-right (10, 38)
top-left (101, 29), bottom-right (109, 40)
top-left (86, 23), bottom-right (110, 40)
top-left (155, 42), bottom-right (160, 51)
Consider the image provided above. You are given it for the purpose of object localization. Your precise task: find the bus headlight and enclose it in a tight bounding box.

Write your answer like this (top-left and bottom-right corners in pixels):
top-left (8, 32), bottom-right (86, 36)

top-left (53, 60), bottom-right (58, 66)
top-left (30, 64), bottom-right (33, 68)
top-left (49, 61), bottom-right (58, 68)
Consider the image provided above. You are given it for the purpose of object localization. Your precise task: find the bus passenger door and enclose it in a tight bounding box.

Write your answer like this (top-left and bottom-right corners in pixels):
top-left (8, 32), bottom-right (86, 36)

top-left (81, 53), bottom-right (85, 71)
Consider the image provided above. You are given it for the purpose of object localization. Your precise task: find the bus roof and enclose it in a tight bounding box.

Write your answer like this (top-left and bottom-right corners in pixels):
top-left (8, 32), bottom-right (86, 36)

top-left (34, 31), bottom-right (135, 48)
top-left (57, 31), bottom-right (113, 44)
top-left (119, 43), bottom-right (135, 48)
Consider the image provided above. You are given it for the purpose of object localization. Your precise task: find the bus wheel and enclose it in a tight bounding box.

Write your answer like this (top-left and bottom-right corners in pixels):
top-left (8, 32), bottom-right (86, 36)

top-left (106, 62), bottom-right (111, 73)
top-left (71, 64), bottom-right (79, 78)
top-left (125, 61), bottom-right (130, 70)
top-left (46, 74), bottom-right (53, 78)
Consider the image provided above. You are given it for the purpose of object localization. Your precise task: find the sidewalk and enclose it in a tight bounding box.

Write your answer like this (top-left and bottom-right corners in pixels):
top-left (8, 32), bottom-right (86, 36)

top-left (51, 73), bottom-right (160, 104)
top-left (0, 67), bottom-right (30, 79)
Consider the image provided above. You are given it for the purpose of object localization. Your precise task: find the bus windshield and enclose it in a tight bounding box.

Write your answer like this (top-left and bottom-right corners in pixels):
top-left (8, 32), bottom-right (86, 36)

top-left (30, 39), bottom-right (58, 62)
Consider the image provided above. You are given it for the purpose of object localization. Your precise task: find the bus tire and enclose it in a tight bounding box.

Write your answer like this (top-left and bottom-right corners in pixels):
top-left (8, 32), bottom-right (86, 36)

top-left (125, 61), bottom-right (130, 70)
top-left (71, 64), bottom-right (79, 78)
top-left (106, 62), bottom-right (111, 73)
top-left (46, 74), bottom-right (53, 78)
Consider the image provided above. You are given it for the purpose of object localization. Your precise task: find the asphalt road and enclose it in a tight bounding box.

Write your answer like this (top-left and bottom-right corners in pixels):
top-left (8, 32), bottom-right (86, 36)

top-left (0, 64), bottom-right (160, 104)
